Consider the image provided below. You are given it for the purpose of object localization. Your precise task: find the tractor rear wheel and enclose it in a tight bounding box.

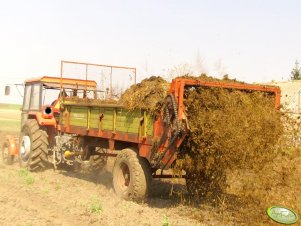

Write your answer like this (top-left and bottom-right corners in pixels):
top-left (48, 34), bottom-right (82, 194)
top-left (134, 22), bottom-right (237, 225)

top-left (1, 142), bottom-right (13, 165)
top-left (19, 119), bottom-right (49, 171)
top-left (113, 148), bottom-right (152, 201)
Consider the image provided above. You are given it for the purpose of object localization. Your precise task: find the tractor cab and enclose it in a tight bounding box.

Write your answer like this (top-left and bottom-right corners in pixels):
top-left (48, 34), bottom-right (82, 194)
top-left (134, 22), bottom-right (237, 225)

top-left (21, 76), bottom-right (97, 127)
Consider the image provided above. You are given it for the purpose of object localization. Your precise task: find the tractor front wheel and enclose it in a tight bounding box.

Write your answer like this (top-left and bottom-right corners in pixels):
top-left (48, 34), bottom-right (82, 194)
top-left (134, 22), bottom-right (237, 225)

top-left (19, 119), bottom-right (49, 171)
top-left (113, 148), bottom-right (152, 201)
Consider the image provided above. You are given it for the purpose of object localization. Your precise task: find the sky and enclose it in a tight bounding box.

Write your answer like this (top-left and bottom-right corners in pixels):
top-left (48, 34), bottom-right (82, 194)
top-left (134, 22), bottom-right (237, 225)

top-left (0, 0), bottom-right (301, 104)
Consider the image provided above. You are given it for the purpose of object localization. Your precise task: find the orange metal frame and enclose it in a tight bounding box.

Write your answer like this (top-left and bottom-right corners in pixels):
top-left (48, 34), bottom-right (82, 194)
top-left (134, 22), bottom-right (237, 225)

top-left (26, 76), bottom-right (97, 89)
top-left (60, 60), bottom-right (137, 98)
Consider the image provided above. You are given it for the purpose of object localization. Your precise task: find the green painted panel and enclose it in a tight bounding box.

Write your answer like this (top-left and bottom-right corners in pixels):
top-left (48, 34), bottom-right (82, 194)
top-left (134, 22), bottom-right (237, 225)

top-left (91, 108), bottom-right (100, 112)
top-left (70, 118), bottom-right (87, 127)
top-left (90, 119), bottom-right (99, 128)
top-left (117, 127), bottom-right (139, 133)
top-left (116, 110), bottom-right (141, 133)
top-left (90, 114), bottom-right (100, 120)
top-left (102, 118), bottom-right (113, 122)
top-left (117, 117), bottom-right (141, 123)
top-left (116, 125), bottom-right (139, 132)
top-left (146, 115), bottom-right (154, 135)
top-left (71, 107), bottom-right (88, 113)
top-left (69, 107), bottom-right (87, 127)
top-left (90, 109), bottom-right (101, 129)
top-left (60, 103), bottom-right (154, 137)
top-left (117, 121), bottom-right (141, 128)
top-left (102, 108), bottom-right (114, 130)
top-left (102, 122), bottom-right (113, 129)
top-left (102, 123), bottom-right (113, 130)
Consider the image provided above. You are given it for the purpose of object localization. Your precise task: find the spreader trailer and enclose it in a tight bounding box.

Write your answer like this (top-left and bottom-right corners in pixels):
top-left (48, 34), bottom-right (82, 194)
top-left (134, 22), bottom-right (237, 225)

top-left (3, 61), bottom-right (281, 201)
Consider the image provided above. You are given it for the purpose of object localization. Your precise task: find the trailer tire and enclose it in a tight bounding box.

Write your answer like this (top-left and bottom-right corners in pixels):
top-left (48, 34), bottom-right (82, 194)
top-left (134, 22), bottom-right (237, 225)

top-left (1, 142), bottom-right (13, 165)
top-left (113, 148), bottom-right (152, 201)
top-left (19, 119), bottom-right (49, 171)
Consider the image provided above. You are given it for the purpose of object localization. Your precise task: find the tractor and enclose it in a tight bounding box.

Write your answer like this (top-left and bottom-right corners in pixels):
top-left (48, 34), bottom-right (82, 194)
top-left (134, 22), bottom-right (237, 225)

top-left (2, 76), bottom-right (101, 169)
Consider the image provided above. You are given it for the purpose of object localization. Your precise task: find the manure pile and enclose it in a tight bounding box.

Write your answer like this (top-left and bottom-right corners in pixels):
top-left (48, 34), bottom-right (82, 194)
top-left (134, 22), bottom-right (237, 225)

top-left (176, 83), bottom-right (283, 199)
top-left (119, 76), bottom-right (170, 112)
top-left (120, 76), bottom-right (283, 197)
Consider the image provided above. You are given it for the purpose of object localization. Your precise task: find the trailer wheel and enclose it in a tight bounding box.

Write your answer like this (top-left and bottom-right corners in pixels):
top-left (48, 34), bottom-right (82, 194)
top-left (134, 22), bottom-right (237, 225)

top-left (19, 119), bottom-right (49, 171)
top-left (113, 148), bottom-right (152, 201)
top-left (1, 142), bottom-right (13, 165)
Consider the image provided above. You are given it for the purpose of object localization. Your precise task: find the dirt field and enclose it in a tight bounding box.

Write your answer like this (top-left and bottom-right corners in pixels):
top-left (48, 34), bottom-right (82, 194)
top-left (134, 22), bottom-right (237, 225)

top-left (1, 106), bottom-right (300, 226)
top-left (0, 131), bottom-right (222, 226)
top-left (2, 135), bottom-right (301, 226)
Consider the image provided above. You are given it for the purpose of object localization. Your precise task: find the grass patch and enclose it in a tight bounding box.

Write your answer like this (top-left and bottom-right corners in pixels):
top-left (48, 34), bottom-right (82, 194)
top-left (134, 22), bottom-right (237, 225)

top-left (18, 168), bottom-right (29, 177)
top-left (24, 176), bottom-right (35, 185)
top-left (42, 187), bottom-right (49, 194)
top-left (54, 182), bottom-right (61, 191)
top-left (0, 119), bottom-right (20, 132)
top-left (162, 214), bottom-right (171, 226)
top-left (0, 103), bottom-right (21, 110)
top-left (0, 103), bottom-right (21, 132)
top-left (88, 198), bottom-right (103, 214)
top-left (18, 168), bottom-right (35, 185)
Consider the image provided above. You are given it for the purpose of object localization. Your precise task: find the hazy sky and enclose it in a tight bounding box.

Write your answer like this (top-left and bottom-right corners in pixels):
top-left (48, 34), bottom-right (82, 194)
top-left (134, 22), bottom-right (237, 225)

top-left (1, 0), bottom-right (301, 103)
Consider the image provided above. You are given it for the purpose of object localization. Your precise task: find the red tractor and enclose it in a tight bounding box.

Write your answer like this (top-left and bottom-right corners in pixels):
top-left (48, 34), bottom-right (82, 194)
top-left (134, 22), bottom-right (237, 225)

top-left (2, 76), bottom-right (99, 169)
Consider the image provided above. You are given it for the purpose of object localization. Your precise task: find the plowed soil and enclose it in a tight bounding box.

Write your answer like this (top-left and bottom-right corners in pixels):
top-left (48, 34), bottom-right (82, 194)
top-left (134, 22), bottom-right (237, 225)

top-left (1, 143), bottom-right (300, 226)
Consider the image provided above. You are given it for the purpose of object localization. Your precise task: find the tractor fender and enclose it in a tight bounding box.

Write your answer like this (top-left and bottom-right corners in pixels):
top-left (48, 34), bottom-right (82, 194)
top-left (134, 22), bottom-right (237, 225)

top-left (28, 112), bottom-right (57, 127)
